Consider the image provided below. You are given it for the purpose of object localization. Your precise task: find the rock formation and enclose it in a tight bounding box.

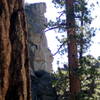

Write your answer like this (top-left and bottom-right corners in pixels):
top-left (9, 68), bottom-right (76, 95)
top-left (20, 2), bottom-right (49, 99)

top-left (25, 3), bottom-right (57, 100)
top-left (25, 3), bottom-right (53, 73)
top-left (0, 0), bottom-right (31, 100)
top-left (31, 70), bottom-right (57, 100)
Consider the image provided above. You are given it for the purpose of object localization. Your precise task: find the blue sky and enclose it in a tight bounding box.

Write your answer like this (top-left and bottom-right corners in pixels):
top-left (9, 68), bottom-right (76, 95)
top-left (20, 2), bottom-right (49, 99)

top-left (25, 0), bottom-right (100, 71)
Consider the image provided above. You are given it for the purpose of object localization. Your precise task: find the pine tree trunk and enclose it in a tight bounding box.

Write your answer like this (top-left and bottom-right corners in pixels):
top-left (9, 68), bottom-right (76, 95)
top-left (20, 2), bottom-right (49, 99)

top-left (66, 0), bottom-right (80, 99)
top-left (0, 0), bottom-right (31, 100)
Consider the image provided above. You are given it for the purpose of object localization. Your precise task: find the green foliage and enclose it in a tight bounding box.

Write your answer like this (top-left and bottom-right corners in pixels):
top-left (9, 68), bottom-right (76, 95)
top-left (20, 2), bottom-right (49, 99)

top-left (52, 0), bottom-right (65, 8)
top-left (52, 55), bottom-right (100, 100)
top-left (78, 55), bottom-right (100, 100)
top-left (48, 1), bottom-right (100, 100)
top-left (52, 68), bottom-right (70, 100)
top-left (47, 0), bottom-right (96, 58)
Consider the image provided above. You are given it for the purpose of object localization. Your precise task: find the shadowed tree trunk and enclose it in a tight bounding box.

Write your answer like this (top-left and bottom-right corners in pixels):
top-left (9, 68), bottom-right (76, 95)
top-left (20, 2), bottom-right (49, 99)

top-left (0, 0), bottom-right (31, 100)
top-left (66, 0), bottom-right (80, 99)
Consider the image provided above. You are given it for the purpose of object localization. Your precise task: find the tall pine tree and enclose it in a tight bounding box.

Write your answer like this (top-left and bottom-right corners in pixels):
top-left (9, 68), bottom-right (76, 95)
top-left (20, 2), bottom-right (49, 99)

top-left (47, 0), bottom-right (96, 100)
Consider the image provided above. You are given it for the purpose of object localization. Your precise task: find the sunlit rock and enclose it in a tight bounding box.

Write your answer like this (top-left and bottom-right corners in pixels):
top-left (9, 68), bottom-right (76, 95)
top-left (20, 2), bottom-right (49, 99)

top-left (25, 3), bottom-right (53, 73)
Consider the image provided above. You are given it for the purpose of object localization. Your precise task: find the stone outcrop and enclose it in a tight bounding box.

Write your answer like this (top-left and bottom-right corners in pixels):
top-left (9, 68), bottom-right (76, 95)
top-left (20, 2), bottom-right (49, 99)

top-left (31, 70), bottom-right (57, 100)
top-left (25, 3), bottom-right (53, 73)
top-left (0, 0), bottom-right (31, 100)
top-left (25, 3), bottom-right (57, 100)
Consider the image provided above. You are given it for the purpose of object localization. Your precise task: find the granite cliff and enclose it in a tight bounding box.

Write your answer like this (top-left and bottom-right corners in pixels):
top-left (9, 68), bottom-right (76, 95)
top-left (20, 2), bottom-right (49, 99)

top-left (25, 3), bottom-right (53, 73)
top-left (25, 3), bottom-right (57, 100)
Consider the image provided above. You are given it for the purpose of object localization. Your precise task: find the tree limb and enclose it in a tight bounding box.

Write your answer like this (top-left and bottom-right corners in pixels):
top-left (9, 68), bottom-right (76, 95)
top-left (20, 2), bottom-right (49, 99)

top-left (45, 23), bottom-right (66, 32)
top-left (53, 40), bottom-right (68, 56)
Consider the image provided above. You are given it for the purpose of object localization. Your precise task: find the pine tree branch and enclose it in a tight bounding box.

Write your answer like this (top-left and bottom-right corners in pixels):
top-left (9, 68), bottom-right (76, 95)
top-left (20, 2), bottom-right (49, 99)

top-left (53, 40), bottom-right (68, 56)
top-left (45, 23), bottom-right (66, 32)
top-left (57, 10), bottom-right (65, 19)
top-left (45, 26), bottom-right (60, 32)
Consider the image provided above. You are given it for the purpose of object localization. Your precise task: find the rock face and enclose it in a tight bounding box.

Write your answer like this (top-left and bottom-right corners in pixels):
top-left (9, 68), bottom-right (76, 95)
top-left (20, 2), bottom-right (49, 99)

top-left (25, 3), bottom-right (53, 73)
top-left (31, 70), bottom-right (57, 100)
top-left (25, 3), bottom-right (57, 100)
top-left (0, 0), bottom-right (31, 100)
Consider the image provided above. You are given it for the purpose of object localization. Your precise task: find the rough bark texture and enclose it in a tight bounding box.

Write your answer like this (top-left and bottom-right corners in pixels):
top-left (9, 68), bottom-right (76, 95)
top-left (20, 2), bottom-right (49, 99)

top-left (0, 0), bottom-right (31, 100)
top-left (66, 0), bottom-right (80, 99)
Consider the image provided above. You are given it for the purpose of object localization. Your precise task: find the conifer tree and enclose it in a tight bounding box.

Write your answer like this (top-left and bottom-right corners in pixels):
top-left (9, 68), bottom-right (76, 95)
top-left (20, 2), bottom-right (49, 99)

top-left (66, 0), bottom-right (80, 99)
top-left (47, 0), bottom-right (96, 100)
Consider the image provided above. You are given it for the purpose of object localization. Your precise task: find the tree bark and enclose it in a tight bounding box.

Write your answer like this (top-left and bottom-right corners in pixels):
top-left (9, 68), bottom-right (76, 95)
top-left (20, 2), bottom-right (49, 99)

top-left (66, 0), bottom-right (80, 99)
top-left (0, 0), bottom-right (31, 100)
